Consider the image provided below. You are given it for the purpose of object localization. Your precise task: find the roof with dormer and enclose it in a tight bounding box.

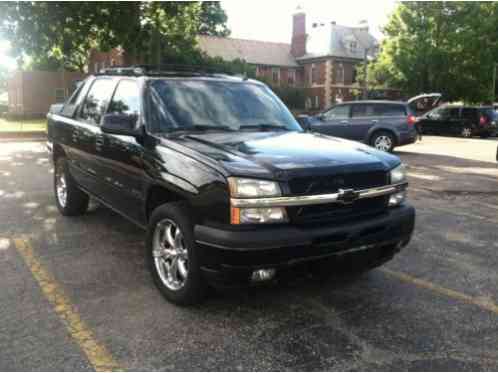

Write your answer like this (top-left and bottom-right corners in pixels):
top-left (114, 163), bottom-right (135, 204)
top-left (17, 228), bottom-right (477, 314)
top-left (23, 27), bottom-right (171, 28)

top-left (197, 35), bottom-right (299, 67)
top-left (297, 23), bottom-right (378, 61)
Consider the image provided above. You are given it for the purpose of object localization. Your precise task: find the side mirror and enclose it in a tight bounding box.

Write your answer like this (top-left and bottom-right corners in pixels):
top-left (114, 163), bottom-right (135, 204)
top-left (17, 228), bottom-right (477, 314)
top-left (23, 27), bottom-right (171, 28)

top-left (316, 113), bottom-right (325, 121)
top-left (49, 104), bottom-right (64, 115)
top-left (296, 114), bottom-right (312, 130)
top-left (101, 113), bottom-right (140, 137)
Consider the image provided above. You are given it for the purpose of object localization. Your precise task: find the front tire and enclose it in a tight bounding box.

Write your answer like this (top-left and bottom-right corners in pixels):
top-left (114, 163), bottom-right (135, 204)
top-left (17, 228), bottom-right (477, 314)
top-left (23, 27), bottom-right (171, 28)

top-left (370, 131), bottom-right (395, 152)
top-left (54, 157), bottom-right (89, 216)
top-left (146, 202), bottom-right (207, 306)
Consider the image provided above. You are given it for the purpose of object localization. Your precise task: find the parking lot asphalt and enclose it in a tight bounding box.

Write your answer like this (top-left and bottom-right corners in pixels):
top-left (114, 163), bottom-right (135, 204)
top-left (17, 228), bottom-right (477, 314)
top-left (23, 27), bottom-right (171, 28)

top-left (1, 136), bottom-right (497, 371)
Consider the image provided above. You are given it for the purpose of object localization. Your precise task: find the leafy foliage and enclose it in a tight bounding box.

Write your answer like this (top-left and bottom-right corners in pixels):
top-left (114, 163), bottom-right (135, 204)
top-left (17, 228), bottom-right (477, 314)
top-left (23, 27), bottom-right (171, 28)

top-left (0, 65), bottom-right (8, 93)
top-left (367, 2), bottom-right (498, 102)
top-left (0, 2), bottom-right (230, 71)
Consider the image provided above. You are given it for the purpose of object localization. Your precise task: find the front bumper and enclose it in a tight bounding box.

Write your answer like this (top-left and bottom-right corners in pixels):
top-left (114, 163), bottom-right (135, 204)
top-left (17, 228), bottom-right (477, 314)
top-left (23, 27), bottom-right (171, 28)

top-left (195, 204), bottom-right (415, 287)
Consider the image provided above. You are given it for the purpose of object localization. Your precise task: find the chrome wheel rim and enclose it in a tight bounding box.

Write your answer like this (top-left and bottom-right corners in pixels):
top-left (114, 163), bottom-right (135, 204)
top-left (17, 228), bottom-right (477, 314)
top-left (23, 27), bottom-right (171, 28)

top-left (374, 135), bottom-right (392, 152)
top-left (461, 128), bottom-right (472, 137)
top-left (152, 219), bottom-right (188, 291)
top-left (56, 169), bottom-right (67, 207)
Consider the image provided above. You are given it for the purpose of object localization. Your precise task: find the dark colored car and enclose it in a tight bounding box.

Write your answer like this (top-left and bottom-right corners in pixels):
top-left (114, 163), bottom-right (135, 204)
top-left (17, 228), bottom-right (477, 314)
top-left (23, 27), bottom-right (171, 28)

top-left (417, 105), bottom-right (497, 138)
top-left (407, 93), bottom-right (442, 116)
top-left (47, 67), bottom-right (415, 305)
top-left (298, 101), bottom-right (418, 152)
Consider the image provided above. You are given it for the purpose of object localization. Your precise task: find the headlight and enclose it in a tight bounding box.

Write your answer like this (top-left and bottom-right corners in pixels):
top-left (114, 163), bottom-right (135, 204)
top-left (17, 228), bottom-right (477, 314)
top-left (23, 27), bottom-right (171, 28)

top-left (228, 177), bottom-right (281, 198)
top-left (389, 164), bottom-right (407, 207)
top-left (228, 178), bottom-right (286, 224)
top-left (390, 164), bottom-right (407, 184)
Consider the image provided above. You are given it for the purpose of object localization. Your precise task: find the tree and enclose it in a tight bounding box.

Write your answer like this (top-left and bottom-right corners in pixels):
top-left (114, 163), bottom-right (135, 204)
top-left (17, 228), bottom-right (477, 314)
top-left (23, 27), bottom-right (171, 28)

top-left (367, 2), bottom-right (498, 102)
top-left (0, 2), bottom-right (230, 71)
top-left (199, 2), bottom-right (230, 37)
top-left (0, 65), bottom-right (8, 93)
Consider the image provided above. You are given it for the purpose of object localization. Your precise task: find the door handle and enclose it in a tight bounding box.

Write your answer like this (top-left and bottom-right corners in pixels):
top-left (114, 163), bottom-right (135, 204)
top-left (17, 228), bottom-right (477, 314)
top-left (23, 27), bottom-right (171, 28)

top-left (95, 136), bottom-right (104, 150)
top-left (340, 120), bottom-right (349, 124)
top-left (371, 120), bottom-right (379, 124)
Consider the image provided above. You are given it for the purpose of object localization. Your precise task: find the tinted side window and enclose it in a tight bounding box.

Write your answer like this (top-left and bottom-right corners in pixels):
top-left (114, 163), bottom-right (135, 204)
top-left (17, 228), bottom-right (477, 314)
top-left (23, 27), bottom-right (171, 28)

top-left (324, 105), bottom-right (349, 120)
top-left (448, 108), bottom-right (460, 119)
top-left (78, 79), bottom-right (116, 125)
top-left (61, 83), bottom-right (83, 118)
top-left (375, 104), bottom-right (406, 117)
top-left (461, 108), bottom-right (477, 120)
top-left (108, 80), bottom-right (140, 117)
top-left (351, 104), bottom-right (375, 118)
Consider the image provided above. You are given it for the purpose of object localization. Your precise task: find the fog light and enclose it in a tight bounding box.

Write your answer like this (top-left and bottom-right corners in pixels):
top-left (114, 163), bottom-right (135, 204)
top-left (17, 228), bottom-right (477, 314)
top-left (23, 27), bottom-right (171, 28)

top-left (251, 268), bottom-right (276, 282)
top-left (389, 191), bottom-right (406, 207)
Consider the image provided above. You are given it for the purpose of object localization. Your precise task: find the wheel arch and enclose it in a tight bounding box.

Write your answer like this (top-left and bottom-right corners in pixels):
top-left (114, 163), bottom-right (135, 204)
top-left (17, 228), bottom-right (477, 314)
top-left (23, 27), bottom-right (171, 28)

top-left (144, 184), bottom-right (189, 223)
top-left (52, 143), bottom-right (66, 162)
top-left (367, 127), bottom-right (399, 147)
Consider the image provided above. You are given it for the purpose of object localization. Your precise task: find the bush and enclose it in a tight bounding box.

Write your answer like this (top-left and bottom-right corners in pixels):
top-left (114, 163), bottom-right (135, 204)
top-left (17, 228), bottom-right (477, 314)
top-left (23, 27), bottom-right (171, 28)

top-left (256, 76), bottom-right (305, 110)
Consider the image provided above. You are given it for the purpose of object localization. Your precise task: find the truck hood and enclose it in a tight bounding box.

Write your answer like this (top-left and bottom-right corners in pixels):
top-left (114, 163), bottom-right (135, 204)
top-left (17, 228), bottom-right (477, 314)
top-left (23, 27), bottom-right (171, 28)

top-left (161, 131), bottom-right (401, 180)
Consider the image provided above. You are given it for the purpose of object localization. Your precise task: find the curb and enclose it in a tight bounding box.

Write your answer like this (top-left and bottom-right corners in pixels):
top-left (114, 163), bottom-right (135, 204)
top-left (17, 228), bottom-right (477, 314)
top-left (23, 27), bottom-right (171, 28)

top-left (0, 132), bottom-right (47, 142)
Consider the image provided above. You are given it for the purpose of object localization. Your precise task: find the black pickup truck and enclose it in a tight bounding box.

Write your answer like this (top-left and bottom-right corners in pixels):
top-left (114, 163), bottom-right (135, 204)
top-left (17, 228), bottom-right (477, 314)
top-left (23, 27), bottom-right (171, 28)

top-left (47, 67), bottom-right (415, 305)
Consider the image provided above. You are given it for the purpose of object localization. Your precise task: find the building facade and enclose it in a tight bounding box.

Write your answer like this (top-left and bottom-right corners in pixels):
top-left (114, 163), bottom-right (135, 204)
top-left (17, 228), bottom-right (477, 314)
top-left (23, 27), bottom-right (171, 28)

top-left (7, 70), bottom-right (85, 117)
top-left (195, 10), bottom-right (400, 111)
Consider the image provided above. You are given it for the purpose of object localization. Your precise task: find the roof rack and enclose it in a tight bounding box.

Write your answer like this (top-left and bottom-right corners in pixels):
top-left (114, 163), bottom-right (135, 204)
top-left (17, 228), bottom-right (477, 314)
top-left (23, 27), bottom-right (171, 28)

top-left (96, 64), bottom-right (246, 78)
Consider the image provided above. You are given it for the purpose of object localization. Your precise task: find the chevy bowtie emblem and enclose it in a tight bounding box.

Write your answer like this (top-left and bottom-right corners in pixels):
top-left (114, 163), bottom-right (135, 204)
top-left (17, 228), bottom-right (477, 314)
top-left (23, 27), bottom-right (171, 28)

top-left (337, 188), bottom-right (359, 204)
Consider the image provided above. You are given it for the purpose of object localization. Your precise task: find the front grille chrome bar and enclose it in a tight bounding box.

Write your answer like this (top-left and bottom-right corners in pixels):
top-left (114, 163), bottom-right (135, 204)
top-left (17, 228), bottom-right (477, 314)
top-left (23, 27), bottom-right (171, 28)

top-left (231, 182), bottom-right (408, 208)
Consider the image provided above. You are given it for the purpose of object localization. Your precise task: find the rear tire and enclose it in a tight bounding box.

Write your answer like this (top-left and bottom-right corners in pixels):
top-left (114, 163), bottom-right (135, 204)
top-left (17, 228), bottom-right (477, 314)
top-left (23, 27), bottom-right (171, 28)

top-left (146, 202), bottom-right (207, 306)
top-left (54, 157), bottom-right (89, 216)
top-left (370, 131), bottom-right (395, 152)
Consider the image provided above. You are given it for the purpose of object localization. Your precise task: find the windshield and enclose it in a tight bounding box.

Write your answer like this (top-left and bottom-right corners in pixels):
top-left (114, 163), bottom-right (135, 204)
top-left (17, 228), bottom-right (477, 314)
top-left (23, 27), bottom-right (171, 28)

top-left (146, 79), bottom-right (302, 133)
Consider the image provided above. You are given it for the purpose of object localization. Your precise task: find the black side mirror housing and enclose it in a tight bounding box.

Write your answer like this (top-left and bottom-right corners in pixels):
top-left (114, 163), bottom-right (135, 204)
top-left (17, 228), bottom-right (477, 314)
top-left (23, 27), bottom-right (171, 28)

top-left (296, 114), bottom-right (312, 131)
top-left (101, 113), bottom-right (141, 137)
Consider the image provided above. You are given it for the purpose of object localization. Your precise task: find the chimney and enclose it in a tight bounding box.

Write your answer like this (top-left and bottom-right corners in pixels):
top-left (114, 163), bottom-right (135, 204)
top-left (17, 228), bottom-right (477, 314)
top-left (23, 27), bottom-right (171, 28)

top-left (291, 8), bottom-right (306, 58)
top-left (358, 20), bottom-right (369, 32)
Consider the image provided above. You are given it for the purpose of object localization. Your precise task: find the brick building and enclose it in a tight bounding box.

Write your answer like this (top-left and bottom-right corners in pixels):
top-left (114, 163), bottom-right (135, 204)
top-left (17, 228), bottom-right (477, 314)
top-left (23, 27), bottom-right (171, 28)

top-left (195, 10), bottom-right (401, 110)
top-left (7, 70), bottom-right (85, 117)
top-left (86, 10), bottom-right (400, 111)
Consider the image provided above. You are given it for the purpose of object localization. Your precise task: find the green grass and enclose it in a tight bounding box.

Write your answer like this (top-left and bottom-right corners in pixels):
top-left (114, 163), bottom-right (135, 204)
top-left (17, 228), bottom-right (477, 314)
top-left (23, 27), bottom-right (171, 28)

top-left (0, 118), bottom-right (47, 133)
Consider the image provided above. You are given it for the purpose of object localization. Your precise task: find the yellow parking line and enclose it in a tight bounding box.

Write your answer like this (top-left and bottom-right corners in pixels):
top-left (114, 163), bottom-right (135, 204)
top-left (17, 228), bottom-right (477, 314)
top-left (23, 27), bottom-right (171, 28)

top-left (13, 238), bottom-right (122, 372)
top-left (381, 268), bottom-right (498, 316)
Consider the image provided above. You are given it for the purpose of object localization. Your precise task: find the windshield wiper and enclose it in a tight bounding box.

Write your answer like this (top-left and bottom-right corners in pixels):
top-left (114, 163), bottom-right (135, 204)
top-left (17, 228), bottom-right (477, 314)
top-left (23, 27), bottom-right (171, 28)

top-left (239, 123), bottom-right (289, 131)
top-left (167, 124), bottom-right (235, 133)
top-left (191, 124), bottom-right (235, 132)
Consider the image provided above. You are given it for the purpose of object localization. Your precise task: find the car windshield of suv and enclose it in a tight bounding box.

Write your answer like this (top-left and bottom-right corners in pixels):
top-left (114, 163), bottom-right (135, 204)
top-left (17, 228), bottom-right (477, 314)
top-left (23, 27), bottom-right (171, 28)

top-left (147, 79), bottom-right (302, 133)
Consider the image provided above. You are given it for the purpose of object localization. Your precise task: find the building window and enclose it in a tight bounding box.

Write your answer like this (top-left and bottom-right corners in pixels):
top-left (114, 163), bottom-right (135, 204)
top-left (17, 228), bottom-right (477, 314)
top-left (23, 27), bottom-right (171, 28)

top-left (110, 59), bottom-right (116, 67)
top-left (272, 68), bottom-right (280, 85)
top-left (305, 97), bottom-right (312, 110)
top-left (55, 88), bottom-right (66, 103)
top-left (336, 63), bottom-right (345, 84)
top-left (349, 41), bottom-right (358, 52)
top-left (288, 69), bottom-right (295, 86)
top-left (314, 95), bottom-right (320, 109)
top-left (311, 63), bottom-right (319, 85)
top-left (352, 66), bottom-right (358, 84)
top-left (94, 62), bottom-right (99, 73)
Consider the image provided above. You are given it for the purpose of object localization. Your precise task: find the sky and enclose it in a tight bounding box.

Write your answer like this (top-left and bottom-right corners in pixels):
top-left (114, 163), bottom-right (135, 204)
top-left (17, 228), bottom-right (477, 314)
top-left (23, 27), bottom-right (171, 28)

top-left (0, 40), bottom-right (17, 70)
top-left (0, 0), bottom-right (397, 70)
top-left (222, 0), bottom-right (397, 43)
